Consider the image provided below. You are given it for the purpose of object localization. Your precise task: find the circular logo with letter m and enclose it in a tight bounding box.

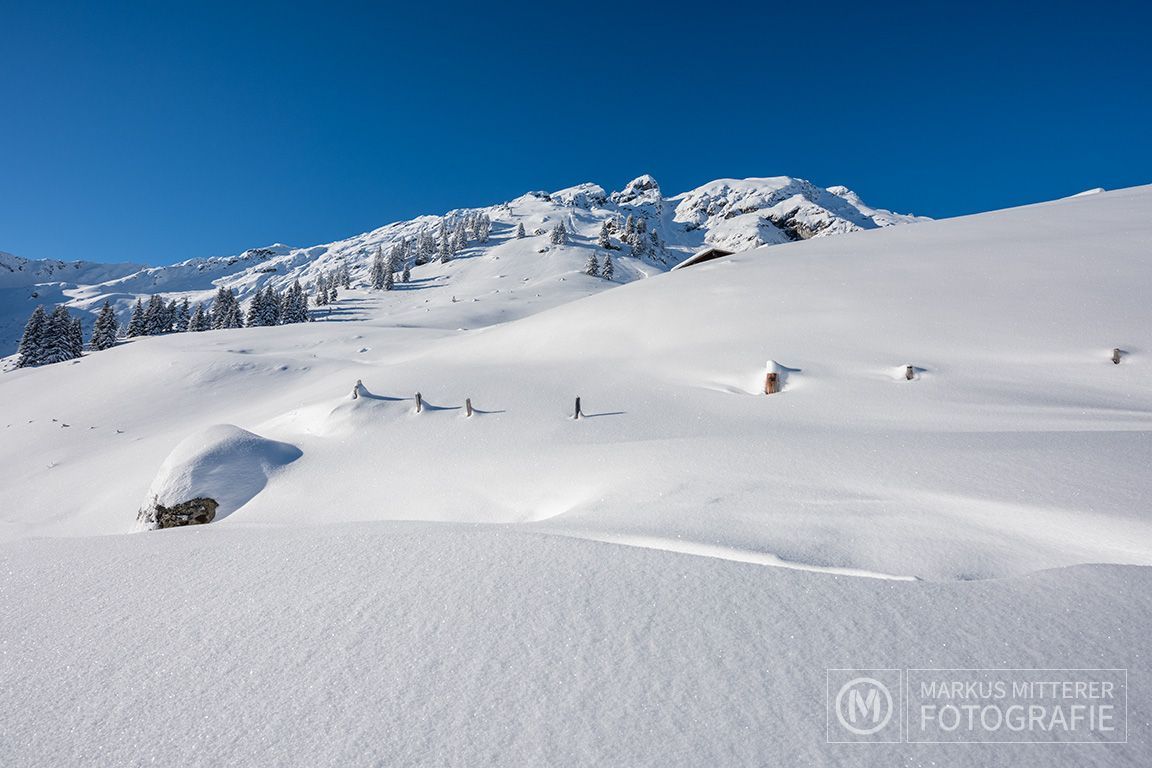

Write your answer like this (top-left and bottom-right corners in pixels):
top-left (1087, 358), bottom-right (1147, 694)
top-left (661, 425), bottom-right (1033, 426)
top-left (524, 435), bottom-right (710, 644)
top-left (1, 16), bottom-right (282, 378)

top-left (827, 669), bottom-right (902, 742)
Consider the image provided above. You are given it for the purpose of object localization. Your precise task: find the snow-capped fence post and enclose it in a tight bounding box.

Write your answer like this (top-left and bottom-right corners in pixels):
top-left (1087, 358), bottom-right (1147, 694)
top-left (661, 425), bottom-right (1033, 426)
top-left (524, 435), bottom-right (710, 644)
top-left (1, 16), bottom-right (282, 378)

top-left (465, 398), bottom-right (473, 418)
top-left (764, 372), bottom-right (779, 395)
top-left (351, 379), bottom-right (364, 399)
top-left (415, 392), bottom-right (423, 413)
top-left (574, 397), bottom-right (583, 419)
top-left (1112, 348), bottom-right (1122, 364)
top-left (905, 365), bottom-right (916, 381)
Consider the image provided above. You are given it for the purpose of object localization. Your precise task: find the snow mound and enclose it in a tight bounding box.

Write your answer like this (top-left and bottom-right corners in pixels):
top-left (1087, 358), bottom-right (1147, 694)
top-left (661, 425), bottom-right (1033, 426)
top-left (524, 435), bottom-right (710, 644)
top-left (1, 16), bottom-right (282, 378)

top-left (138, 424), bottom-right (302, 528)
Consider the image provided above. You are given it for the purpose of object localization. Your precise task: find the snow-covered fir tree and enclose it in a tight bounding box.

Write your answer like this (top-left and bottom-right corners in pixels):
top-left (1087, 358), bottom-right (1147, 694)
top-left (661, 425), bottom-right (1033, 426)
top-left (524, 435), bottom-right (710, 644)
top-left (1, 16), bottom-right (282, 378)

top-left (40, 306), bottom-right (80, 365)
top-left (550, 221), bottom-right (568, 245)
top-left (245, 292), bottom-right (263, 327)
top-left (515, 222), bottom-right (526, 239)
top-left (174, 299), bottom-right (191, 332)
top-left (601, 253), bottom-right (615, 281)
top-left (127, 299), bottom-right (147, 337)
top-left (89, 300), bottom-right (119, 351)
top-left (401, 261), bottom-right (411, 284)
top-left (597, 221), bottom-right (613, 250)
top-left (370, 247), bottom-right (387, 290)
top-left (210, 288), bottom-right (243, 329)
top-left (475, 213), bottom-right (491, 242)
top-left (143, 295), bottom-right (167, 335)
top-left (188, 302), bottom-right (210, 332)
top-left (438, 223), bottom-right (453, 263)
top-left (68, 316), bottom-right (84, 360)
top-left (584, 252), bottom-right (600, 277)
top-left (15, 306), bottom-right (48, 368)
top-left (414, 231), bottom-right (433, 265)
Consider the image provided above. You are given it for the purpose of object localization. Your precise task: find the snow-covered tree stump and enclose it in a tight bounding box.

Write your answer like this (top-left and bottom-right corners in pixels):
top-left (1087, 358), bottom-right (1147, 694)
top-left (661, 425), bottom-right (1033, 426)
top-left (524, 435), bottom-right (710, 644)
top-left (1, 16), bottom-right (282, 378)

top-left (764, 372), bottom-right (779, 395)
top-left (905, 365), bottom-right (916, 381)
top-left (1113, 348), bottom-right (1122, 364)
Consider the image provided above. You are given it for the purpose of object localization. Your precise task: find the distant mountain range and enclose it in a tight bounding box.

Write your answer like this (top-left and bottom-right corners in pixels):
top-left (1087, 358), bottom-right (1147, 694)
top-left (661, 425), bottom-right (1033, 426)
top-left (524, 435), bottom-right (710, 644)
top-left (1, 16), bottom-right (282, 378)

top-left (0, 175), bottom-right (926, 354)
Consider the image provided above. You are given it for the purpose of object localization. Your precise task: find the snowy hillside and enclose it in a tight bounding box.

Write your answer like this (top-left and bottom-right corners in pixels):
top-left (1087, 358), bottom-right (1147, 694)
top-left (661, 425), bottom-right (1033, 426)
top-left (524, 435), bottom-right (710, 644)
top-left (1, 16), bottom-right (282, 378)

top-left (0, 175), bottom-right (923, 355)
top-left (1, 185), bottom-right (1149, 766)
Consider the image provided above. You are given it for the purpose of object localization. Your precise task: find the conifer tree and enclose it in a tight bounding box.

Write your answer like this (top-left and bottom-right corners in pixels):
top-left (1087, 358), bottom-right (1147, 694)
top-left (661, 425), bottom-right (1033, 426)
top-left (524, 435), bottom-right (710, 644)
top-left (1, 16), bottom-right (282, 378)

top-left (550, 221), bottom-right (568, 245)
top-left (401, 262), bottom-right (411, 283)
top-left (515, 222), bottom-right (526, 239)
top-left (127, 299), bottom-right (147, 337)
top-left (209, 287), bottom-right (231, 329)
top-left (68, 317), bottom-right (84, 359)
top-left (174, 298), bottom-right (191, 332)
top-left (601, 253), bottom-right (615, 281)
top-left (16, 306), bottom-right (48, 368)
top-left (41, 306), bottom-right (78, 364)
top-left (438, 223), bottom-right (453, 263)
top-left (597, 221), bottom-right (613, 250)
top-left (188, 302), bottom-right (210, 332)
top-left (143, 295), bottom-right (167, 335)
top-left (245, 291), bottom-right (263, 327)
top-left (222, 297), bottom-right (243, 329)
top-left (90, 300), bottom-right (119, 350)
top-left (584, 252), bottom-right (600, 277)
top-left (370, 247), bottom-right (387, 290)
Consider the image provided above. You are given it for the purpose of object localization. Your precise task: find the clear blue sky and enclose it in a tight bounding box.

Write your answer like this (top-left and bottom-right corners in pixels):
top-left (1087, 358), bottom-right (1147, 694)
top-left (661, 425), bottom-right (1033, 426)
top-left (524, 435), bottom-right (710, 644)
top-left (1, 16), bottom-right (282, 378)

top-left (2, 0), bottom-right (1149, 265)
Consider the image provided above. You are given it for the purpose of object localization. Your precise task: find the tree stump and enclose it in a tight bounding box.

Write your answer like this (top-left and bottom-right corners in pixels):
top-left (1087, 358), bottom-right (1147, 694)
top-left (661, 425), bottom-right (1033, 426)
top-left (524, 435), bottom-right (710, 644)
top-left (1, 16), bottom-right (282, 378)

top-left (764, 372), bottom-right (779, 395)
top-left (905, 365), bottom-right (915, 381)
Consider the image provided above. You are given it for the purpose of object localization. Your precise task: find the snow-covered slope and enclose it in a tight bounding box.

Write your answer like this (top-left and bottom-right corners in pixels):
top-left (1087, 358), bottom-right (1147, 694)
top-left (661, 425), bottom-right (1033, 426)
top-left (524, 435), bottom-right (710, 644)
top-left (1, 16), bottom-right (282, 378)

top-left (2, 526), bottom-right (1147, 767)
top-left (0, 175), bottom-right (923, 354)
top-left (1, 185), bottom-right (1148, 767)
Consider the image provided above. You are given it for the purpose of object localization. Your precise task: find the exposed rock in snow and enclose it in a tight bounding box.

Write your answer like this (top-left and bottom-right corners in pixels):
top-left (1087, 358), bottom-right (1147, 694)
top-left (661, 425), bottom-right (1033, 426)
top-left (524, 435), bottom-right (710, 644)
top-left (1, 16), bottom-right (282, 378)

top-left (609, 174), bottom-right (662, 206)
top-left (142, 497), bottom-right (218, 529)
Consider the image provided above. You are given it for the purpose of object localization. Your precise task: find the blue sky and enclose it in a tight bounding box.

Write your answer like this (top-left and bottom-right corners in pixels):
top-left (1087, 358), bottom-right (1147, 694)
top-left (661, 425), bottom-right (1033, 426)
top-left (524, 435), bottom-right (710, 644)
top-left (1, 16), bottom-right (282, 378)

top-left (2, 0), bottom-right (1149, 265)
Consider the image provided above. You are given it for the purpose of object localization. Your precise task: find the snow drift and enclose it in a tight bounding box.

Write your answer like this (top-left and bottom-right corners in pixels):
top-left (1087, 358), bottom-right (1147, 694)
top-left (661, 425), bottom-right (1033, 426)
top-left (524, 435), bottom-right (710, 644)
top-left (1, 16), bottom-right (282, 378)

top-left (137, 424), bottom-right (301, 529)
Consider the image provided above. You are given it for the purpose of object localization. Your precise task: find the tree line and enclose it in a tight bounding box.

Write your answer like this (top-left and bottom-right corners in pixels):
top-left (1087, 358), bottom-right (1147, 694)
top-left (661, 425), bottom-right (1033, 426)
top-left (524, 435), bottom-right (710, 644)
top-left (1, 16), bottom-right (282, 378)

top-left (15, 280), bottom-right (316, 369)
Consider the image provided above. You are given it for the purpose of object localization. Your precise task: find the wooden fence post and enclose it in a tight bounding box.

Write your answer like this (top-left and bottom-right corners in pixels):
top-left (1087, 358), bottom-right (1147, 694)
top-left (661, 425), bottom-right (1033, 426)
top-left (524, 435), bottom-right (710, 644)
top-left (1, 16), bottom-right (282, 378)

top-left (1113, 348), bottom-right (1122, 364)
top-left (905, 365), bottom-right (915, 381)
top-left (465, 398), bottom-right (473, 417)
top-left (574, 396), bottom-right (583, 419)
top-left (415, 392), bottom-right (422, 413)
top-left (764, 372), bottom-right (779, 395)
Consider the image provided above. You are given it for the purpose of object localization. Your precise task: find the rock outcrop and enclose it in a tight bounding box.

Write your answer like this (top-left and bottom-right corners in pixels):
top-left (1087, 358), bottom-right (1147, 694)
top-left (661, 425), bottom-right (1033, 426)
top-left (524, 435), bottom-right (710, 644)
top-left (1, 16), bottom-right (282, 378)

top-left (139, 497), bottom-right (219, 529)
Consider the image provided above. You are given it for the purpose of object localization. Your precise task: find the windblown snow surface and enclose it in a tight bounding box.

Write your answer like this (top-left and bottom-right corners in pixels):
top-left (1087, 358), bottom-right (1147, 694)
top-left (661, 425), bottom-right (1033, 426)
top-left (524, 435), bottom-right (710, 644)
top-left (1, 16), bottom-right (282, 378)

top-left (1, 186), bottom-right (1150, 766)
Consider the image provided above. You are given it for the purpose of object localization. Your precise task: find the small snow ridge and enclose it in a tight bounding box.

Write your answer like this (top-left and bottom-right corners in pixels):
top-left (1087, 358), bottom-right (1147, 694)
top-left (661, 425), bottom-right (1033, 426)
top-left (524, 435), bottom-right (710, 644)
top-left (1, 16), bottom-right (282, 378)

top-left (138, 424), bottom-right (302, 529)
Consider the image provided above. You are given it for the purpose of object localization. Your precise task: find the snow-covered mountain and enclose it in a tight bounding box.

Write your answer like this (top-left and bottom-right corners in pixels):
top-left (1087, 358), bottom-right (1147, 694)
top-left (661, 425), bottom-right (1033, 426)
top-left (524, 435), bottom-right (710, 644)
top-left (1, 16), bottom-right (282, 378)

top-left (1, 184), bottom-right (1149, 767)
top-left (0, 175), bottom-right (925, 354)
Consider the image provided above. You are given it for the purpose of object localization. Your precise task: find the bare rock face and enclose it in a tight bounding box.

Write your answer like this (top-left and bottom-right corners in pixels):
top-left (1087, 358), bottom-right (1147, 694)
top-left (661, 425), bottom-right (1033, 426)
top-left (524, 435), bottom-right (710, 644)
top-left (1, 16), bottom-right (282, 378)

top-left (139, 498), bottom-right (218, 530)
